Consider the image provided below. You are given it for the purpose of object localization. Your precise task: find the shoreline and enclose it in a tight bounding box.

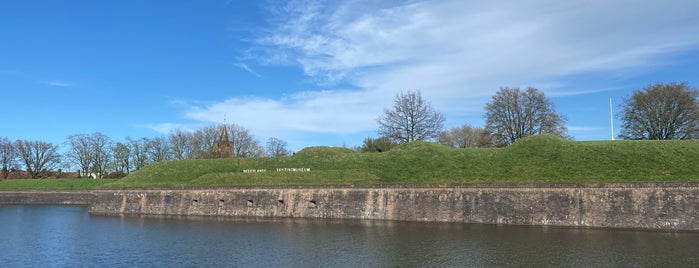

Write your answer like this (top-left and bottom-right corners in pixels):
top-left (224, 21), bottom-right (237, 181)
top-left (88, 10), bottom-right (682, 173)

top-left (2, 183), bottom-right (698, 231)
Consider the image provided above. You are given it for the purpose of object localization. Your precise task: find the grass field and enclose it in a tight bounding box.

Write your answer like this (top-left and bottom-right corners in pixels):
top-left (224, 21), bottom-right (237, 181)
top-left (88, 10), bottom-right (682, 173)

top-left (0, 178), bottom-right (117, 190)
top-left (101, 135), bottom-right (699, 188)
top-left (3, 135), bottom-right (697, 190)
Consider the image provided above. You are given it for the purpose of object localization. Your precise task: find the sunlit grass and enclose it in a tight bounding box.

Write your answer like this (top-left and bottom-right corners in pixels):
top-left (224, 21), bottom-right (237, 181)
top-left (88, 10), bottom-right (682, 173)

top-left (4, 136), bottom-right (696, 190)
top-left (0, 179), bottom-right (117, 190)
top-left (102, 135), bottom-right (699, 188)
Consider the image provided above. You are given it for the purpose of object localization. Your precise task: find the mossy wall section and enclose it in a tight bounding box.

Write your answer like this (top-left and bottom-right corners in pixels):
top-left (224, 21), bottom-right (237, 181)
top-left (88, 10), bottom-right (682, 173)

top-left (89, 184), bottom-right (699, 230)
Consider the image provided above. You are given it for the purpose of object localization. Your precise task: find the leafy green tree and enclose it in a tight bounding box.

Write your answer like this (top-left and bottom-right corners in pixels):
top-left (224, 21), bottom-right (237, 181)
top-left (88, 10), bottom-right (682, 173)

top-left (620, 82), bottom-right (699, 140)
top-left (485, 87), bottom-right (567, 146)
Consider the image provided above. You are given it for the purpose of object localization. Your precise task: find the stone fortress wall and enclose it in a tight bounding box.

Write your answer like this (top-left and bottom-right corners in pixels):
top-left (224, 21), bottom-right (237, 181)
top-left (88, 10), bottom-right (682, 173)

top-left (0, 191), bottom-right (94, 205)
top-left (90, 183), bottom-right (699, 230)
top-left (2, 183), bottom-right (698, 230)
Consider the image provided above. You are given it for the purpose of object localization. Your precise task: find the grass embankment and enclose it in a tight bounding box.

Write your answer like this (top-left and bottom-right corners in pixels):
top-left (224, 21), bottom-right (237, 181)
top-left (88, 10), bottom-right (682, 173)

top-left (0, 179), bottom-right (117, 191)
top-left (102, 135), bottom-right (699, 188)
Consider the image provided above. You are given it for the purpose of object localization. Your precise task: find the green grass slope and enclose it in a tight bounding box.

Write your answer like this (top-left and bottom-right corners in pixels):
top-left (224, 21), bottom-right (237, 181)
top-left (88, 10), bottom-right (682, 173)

top-left (0, 179), bottom-right (117, 191)
top-left (103, 135), bottom-right (699, 188)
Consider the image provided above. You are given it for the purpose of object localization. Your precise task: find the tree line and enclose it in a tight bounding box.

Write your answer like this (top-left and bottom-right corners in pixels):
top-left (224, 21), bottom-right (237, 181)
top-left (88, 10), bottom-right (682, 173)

top-left (0, 124), bottom-right (291, 179)
top-left (2, 82), bottom-right (697, 178)
top-left (363, 82), bottom-right (699, 152)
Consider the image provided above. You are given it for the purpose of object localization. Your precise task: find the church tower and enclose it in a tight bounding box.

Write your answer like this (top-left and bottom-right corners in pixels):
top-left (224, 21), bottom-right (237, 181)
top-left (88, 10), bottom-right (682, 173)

top-left (212, 118), bottom-right (234, 158)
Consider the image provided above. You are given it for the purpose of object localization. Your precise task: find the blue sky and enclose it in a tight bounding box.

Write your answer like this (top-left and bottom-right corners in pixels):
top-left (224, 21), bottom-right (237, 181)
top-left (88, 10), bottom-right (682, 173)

top-left (2, 0), bottom-right (699, 152)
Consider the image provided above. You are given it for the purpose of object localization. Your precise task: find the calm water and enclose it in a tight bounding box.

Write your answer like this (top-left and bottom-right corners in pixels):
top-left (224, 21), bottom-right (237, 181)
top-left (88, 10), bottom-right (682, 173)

top-left (1, 205), bottom-right (698, 267)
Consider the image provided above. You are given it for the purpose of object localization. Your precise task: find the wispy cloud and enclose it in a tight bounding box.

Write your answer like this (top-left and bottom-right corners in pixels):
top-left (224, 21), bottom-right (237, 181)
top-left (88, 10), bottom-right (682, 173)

top-left (44, 80), bottom-right (73, 87)
top-left (254, 0), bottom-right (699, 88)
top-left (142, 122), bottom-right (203, 134)
top-left (171, 0), bottom-right (699, 143)
top-left (233, 62), bottom-right (262, 77)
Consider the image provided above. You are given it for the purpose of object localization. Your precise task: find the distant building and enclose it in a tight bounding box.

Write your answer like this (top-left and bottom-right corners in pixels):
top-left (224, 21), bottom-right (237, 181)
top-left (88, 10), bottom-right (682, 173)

top-left (212, 123), bottom-right (234, 158)
top-left (78, 171), bottom-right (101, 179)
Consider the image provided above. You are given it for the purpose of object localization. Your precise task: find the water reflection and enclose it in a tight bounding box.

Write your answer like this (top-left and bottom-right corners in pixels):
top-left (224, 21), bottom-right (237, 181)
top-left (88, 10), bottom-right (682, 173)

top-left (2, 205), bottom-right (699, 267)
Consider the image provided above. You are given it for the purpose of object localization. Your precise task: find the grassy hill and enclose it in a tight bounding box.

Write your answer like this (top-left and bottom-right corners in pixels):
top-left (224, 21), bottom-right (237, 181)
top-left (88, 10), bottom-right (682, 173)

top-left (0, 179), bottom-right (117, 190)
top-left (102, 135), bottom-right (699, 188)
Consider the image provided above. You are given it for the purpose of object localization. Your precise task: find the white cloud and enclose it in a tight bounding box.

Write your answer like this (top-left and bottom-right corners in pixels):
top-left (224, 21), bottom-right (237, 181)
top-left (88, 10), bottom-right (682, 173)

top-left (183, 89), bottom-right (383, 137)
top-left (173, 0), bottom-right (699, 145)
top-left (257, 0), bottom-right (699, 83)
top-left (44, 80), bottom-right (73, 87)
top-left (142, 123), bottom-right (202, 134)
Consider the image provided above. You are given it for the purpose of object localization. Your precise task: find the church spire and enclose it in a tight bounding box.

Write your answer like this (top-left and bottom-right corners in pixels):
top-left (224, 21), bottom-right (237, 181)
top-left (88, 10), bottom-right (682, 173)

top-left (212, 115), bottom-right (234, 158)
top-left (220, 115), bottom-right (229, 142)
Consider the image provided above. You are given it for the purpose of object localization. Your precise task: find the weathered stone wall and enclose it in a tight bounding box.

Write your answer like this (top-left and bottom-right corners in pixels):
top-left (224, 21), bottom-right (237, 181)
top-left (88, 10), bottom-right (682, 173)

top-left (88, 184), bottom-right (699, 230)
top-left (0, 191), bottom-right (94, 205)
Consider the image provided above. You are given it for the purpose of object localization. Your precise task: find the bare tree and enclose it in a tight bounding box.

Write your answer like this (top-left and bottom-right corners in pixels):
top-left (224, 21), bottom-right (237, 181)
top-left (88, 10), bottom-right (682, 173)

top-left (195, 125), bottom-right (221, 158)
top-left (438, 125), bottom-right (495, 148)
top-left (127, 137), bottom-right (151, 170)
top-left (165, 123), bottom-right (265, 159)
top-left (15, 140), bottom-right (61, 179)
top-left (147, 136), bottom-right (172, 163)
top-left (620, 82), bottom-right (699, 140)
top-left (377, 90), bottom-right (446, 143)
top-left (188, 129), bottom-right (210, 158)
top-left (66, 134), bottom-right (92, 178)
top-left (169, 128), bottom-right (196, 160)
top-left (112, 142), bottom-right (131, 174)
top-left (66, 133), bottom-right (113, 178)
top-left (266, 137), bottom-right (290, 157)
top-left (0, 137), bottom-right (18, 179)
top-left (90, 132), bottom-right (113, 178)
top-left (360, 137), bottom-right (396, 152)
top-left (485, 87), bottom-right (567, 146)
top-left (227, 124), bottom-right (264, 157)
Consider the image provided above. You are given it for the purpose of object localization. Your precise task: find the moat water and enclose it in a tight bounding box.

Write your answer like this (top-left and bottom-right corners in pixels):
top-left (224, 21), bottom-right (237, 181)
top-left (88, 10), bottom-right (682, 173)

top-left (1, 205), bottom-right (698, 267)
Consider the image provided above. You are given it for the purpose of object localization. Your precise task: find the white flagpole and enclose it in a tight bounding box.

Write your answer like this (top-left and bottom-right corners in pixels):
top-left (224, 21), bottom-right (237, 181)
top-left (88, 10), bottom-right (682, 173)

top-left (610, 98), bottom-right (614, 140)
